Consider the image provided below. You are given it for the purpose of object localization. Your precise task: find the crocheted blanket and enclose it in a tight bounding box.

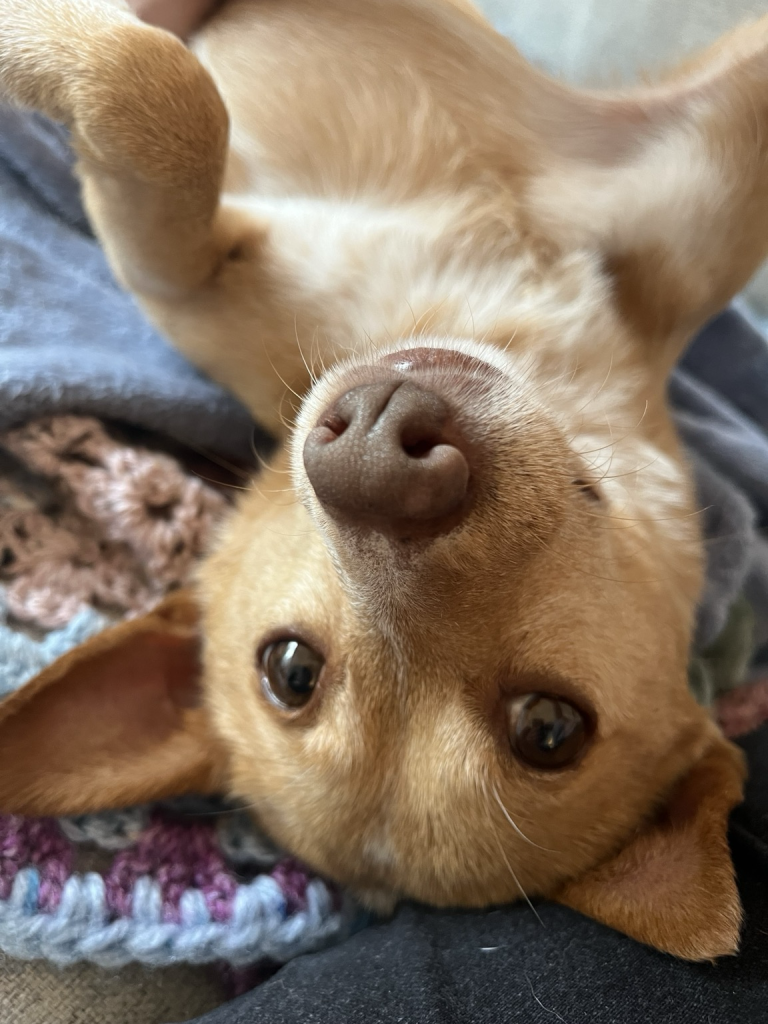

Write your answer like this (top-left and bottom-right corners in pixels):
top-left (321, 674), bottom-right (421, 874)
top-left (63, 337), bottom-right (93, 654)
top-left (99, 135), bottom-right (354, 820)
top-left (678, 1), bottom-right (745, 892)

top-left (0, 417), bottom-right (354, 983)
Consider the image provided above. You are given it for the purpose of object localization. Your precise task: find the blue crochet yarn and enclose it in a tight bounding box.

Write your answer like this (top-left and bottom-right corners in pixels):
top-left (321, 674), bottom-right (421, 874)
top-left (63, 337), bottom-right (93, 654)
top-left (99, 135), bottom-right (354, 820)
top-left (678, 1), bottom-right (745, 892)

top-left (0, 587), bottom-right (109, 697)
top-left (0, 867), bottom-right (349, 968)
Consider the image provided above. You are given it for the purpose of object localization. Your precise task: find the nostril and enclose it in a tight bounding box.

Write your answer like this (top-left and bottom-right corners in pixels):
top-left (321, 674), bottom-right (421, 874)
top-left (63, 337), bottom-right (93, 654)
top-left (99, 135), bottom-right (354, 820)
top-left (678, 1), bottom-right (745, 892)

top-left (404, 439), bottom-right (436, 458)
top-left (396, 392), bottom-right (456, 461)
top-left (401, 431), bottom-right (442, 459)
top-left (318, 411), bottom-right (349, 440)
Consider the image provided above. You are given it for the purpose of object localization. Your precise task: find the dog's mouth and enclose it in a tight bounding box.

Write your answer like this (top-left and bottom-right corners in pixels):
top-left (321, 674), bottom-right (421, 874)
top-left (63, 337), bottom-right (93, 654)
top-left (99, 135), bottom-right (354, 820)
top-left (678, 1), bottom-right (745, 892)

top-left (378, 345), bottom-right (505, 384)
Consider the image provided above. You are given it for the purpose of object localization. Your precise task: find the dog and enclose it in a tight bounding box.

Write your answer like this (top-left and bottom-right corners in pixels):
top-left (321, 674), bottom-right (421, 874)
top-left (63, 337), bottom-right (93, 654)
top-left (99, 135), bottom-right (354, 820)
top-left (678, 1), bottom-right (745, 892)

top-left (0, 0), bottom-right (765, 962)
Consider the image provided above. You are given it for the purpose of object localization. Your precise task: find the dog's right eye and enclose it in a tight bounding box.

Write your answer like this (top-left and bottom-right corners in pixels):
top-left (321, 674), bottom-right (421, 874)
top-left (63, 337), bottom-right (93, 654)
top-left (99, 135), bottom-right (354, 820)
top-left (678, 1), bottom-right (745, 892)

top-left (260, 639), bottom-right (325, 710)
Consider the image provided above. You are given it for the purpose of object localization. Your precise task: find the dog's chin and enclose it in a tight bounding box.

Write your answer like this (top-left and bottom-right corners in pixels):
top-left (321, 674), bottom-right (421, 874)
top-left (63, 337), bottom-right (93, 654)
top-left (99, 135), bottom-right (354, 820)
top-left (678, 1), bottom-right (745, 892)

top-left (379, 337), bottom-right (519, 378)
top-left (296, 339), bottom-right (511, 433)
top-left (371, 342), bottom-right (515, 413)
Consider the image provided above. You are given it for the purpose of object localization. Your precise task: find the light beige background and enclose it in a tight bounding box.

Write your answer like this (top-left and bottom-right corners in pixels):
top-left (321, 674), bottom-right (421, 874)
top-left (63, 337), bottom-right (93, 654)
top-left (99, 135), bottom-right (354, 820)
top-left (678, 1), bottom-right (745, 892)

top-left (478, 0), bottom-right (767, 83)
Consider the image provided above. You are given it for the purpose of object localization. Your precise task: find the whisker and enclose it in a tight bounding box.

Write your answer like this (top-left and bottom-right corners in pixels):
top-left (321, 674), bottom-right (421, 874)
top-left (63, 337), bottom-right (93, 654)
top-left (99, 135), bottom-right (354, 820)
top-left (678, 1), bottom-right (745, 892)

top-left (260, 332), bottom-right (305, 402)
top-left (464, 297), bottom-right (477, 339)
top-left (277, 389), bottom-right (301, 432)
top-left (250, 428), bottom-right (272, 463)
top-left (294, 315), bottom-right (318, 386)
top-left (192, 472), bottom-right (250, 493)
top-left (549, 561), bottom-right (679, 586)
top-left (573, 353), bottom-right (614, 417)
top-left (590, 455), bottom-right (663, 484)
top-left (480, 776), bottom-right (544, 927)
top-left (260, 522), bottom-right (316, 538)
top-left (249, 482), bottom-right (299, 507)
top-left (251, 446), bottom-right (292, 476)
top-left (497, 841), bottom-right (544, 925)
top-left (492, 784), bottom-right (557, 853)
top-left (405, 299), bottom-right (419, 333)
top-left (581, 505), bottom-right (710, 525)
top-left (499, 325), bottom-right (520, 354)
top-left (571, 402), bottom-right (649, 459)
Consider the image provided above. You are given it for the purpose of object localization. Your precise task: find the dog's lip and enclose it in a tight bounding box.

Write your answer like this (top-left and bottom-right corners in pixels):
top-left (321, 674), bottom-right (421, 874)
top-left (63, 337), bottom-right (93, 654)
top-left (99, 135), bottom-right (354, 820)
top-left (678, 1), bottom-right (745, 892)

top-left (379, 346), bottom-right (503, 383)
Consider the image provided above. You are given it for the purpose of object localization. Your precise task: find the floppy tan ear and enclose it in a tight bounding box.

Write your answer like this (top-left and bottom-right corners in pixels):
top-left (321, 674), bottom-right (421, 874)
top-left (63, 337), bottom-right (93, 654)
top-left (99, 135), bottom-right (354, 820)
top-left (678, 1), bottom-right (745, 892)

top-left (0, 590), bottom-right (227, 816)
top-left (555, 736), bottom-right (746, 961)
top-left (524, 16), bottom-right (768, 364)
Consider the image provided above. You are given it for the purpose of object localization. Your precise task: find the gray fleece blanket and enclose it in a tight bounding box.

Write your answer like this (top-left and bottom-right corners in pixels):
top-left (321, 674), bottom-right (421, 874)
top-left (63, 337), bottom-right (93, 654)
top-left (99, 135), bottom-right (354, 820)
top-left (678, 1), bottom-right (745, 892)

top-left (0, 108), bottom-right (256, 462)
top-left (1, 105), bottom-right (768, 676)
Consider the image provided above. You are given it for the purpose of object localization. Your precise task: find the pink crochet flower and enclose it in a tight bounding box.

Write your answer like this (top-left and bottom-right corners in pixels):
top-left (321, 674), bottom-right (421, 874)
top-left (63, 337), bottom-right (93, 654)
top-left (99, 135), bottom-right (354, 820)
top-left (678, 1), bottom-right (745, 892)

top-left (74, 445), bottom-right (225, 584)
top-left (0, 417), bottom-right (227, 629)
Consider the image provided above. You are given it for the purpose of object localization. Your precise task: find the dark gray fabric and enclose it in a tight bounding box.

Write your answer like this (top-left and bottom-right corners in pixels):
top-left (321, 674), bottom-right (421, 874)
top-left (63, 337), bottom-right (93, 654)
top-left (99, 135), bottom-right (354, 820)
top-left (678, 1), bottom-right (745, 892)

top-left (671, 314), bottom-right (768, 652)
top-left (188, 729), bottom-right (768, 1024)
top-left (672, 369), bottom-right (768, 518)
top-left (683, 451), bottom-right (758, 651)
top-left (680, 305), bottom-right (768, 450)
top-left (673, 308), bottom-right (768, 652)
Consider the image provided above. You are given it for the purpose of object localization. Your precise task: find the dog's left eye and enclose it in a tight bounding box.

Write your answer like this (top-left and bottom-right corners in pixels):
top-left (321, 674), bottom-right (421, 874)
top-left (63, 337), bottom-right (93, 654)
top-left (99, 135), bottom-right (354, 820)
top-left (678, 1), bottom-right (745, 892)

top-left (260, 639), bottom-right (325, 710)
top-left (508, 693), bottom-right (588, 769)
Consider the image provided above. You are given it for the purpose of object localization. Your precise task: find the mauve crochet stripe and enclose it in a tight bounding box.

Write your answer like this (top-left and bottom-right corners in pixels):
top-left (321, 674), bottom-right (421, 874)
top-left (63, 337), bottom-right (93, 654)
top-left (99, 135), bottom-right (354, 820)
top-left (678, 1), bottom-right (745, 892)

top-left (103, 817), bottom-right (239, 925)
top-left (0, 817), bottom-right (72, 911)
top-left (0, 807), bottom-right (350, 969)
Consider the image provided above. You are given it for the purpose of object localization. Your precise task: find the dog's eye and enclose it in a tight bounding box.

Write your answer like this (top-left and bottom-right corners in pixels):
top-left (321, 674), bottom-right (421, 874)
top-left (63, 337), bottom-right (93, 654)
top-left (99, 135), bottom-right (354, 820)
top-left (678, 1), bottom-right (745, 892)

top-left (260, 639), bottom-right (324, 710)
top-left (509, 694), bottom-right (587, 769)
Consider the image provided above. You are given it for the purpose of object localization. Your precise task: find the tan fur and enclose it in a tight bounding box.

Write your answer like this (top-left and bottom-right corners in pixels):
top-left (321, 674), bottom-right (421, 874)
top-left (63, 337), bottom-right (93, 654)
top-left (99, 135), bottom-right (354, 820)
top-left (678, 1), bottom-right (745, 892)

top-left (0, 0), bottom-right (764, 960)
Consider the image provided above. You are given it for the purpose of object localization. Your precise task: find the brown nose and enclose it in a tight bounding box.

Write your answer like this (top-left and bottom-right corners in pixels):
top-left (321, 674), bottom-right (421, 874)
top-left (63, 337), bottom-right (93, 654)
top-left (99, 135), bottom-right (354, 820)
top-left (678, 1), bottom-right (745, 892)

top-left (303, 380), bottom-right (469, 528)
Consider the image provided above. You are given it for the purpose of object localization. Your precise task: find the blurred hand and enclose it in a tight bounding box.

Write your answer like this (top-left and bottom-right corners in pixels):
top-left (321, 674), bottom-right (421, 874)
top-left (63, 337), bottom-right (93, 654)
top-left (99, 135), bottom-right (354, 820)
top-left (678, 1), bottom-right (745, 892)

top-left (127, 0), bottom-right (222, 38)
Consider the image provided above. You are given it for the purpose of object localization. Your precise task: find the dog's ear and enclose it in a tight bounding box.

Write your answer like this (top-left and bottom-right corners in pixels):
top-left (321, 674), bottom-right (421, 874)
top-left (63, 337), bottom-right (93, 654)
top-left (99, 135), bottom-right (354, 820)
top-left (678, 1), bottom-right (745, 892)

top-left (525, 17), bottom-right (768, 366)
top-left (0, 590), bottom-right (227, 816)
top-left (555, 736), bottom-right (746, 961)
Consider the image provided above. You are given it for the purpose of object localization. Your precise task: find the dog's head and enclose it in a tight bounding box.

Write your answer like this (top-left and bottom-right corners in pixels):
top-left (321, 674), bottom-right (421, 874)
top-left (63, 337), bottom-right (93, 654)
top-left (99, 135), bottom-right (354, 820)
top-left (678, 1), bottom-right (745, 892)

top-left (1, 6), bottom-right (766, 962)
top-left (0, 325), bottom-right (745, 959)
top-left (195, 329), bottom-right (746, 963)
top-left (191, 319), bottom-right (745, 959)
